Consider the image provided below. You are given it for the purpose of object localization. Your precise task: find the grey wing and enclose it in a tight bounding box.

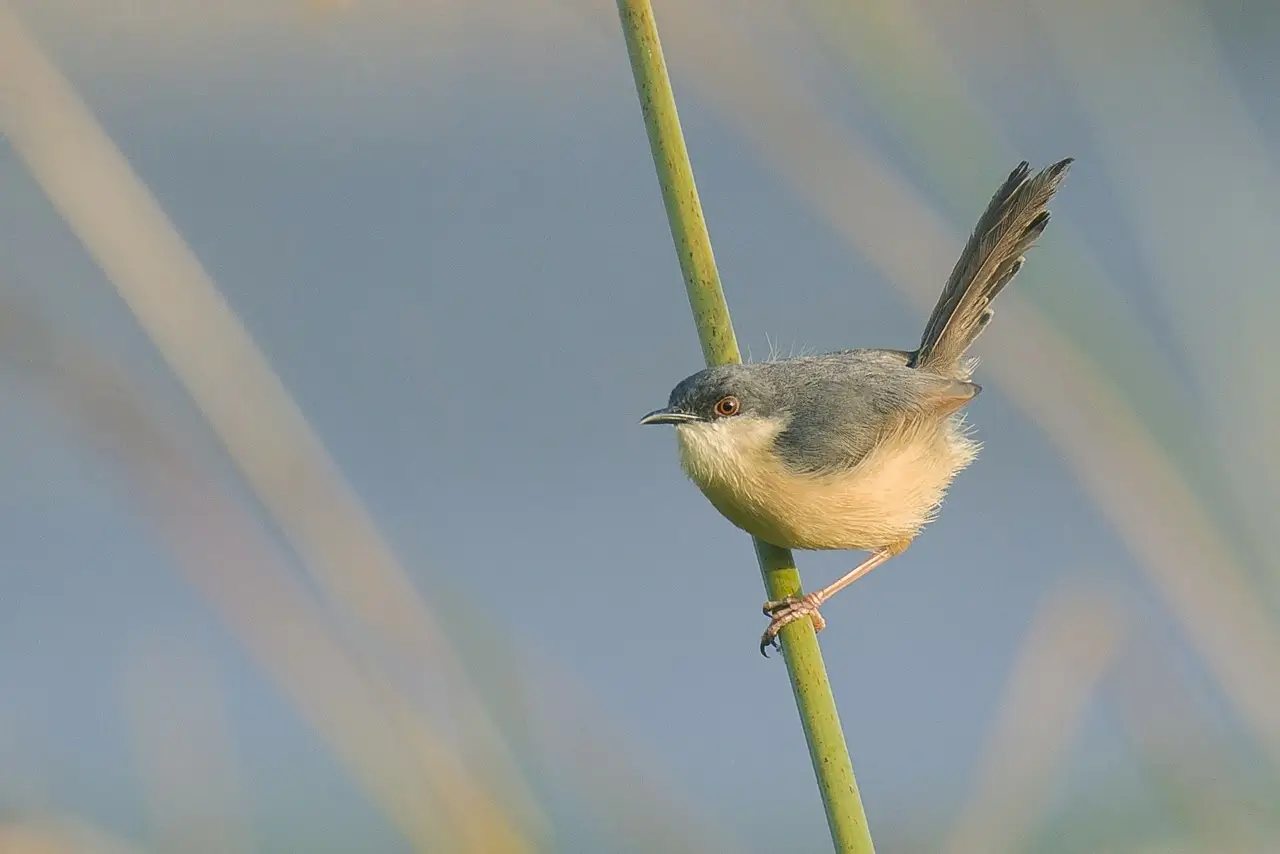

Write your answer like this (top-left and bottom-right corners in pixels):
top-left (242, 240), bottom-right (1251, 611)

top-left (770, 350), bottom-right (978, 475)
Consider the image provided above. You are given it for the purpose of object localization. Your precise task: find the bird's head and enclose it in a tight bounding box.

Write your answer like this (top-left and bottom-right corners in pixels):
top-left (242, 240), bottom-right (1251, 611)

top-left (640, 364), bottom-right (786, 429)
top-left (640, 365), bottom-right (795, 484)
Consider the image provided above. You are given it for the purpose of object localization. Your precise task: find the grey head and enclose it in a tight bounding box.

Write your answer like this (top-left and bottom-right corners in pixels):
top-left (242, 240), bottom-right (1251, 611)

top-left (638, 363), bottom-right (787, 426)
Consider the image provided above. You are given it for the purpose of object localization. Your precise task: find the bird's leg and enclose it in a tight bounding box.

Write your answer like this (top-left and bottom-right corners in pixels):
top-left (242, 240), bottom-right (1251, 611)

top-left (760, 544), bottom-right (906, 656)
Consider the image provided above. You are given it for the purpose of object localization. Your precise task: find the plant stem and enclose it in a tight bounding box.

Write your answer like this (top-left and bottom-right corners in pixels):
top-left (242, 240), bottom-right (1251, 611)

top-left (614, 2), bottom-right (875, 851)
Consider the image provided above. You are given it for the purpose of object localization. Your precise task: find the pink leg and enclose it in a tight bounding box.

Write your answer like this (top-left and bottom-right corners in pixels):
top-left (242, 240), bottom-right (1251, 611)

top-left (759, 548), bottom-right (898, 656)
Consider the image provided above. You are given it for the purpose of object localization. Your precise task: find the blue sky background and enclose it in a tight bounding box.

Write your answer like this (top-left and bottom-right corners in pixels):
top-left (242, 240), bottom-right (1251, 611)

top-left (1, 1), bottom-right (1277, 851)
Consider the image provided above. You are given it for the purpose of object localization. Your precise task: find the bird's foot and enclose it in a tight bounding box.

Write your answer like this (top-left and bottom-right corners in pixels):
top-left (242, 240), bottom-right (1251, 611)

top-left (760, 592), bottom-right (826, 657)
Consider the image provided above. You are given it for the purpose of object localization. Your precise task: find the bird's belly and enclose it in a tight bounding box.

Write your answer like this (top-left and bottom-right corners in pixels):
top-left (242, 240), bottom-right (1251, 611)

top-left (676, 419), bottom-right (977, 551)
top-left (695, 471), bottom-right (926, 551)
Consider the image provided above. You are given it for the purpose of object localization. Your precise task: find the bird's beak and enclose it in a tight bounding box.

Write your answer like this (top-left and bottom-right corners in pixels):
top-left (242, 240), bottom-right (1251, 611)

top-left (639, 407), bottom-right (703, 425)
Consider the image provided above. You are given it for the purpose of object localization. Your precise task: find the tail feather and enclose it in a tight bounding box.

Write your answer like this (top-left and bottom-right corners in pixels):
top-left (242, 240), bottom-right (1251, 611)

top-left (911, 158), bottom-right (1072, 375)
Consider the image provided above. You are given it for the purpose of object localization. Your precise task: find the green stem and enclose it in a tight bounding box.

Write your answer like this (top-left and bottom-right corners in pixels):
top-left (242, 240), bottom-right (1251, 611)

top-left (615, 3), bottom-right (875, 851)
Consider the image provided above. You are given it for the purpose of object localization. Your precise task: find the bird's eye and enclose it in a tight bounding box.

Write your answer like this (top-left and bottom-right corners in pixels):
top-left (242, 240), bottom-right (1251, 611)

top-left (713, 396), bottom-right (741, 418)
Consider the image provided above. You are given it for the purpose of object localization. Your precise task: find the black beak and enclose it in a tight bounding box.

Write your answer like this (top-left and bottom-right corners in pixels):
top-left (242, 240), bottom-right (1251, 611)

top-left (639, 407), bottom-right (703, 425)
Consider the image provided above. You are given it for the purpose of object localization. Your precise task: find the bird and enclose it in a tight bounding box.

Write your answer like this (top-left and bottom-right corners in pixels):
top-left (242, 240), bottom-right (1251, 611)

top-left (640, 158), bottom-right (1073, 656)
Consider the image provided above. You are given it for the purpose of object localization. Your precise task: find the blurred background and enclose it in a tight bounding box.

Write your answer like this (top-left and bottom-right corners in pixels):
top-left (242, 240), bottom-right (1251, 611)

top-left (0, 0), bottom-right (1277, 851)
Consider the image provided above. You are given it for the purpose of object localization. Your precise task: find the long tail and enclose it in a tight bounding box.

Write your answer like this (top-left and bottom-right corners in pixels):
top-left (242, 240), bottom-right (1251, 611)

top-left (910, 158), bottom-right (1073, 375)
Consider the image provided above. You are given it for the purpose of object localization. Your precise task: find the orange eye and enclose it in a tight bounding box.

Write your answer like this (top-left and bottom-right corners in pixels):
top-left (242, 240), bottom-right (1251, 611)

top-left (713, 396), bottom-right (741, 418)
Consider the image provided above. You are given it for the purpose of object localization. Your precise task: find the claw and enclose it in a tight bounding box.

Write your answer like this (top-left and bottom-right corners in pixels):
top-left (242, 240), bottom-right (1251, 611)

top-left (759, 593), bottom-right (826, 657)
top-left (760, 634), bottom-right (782, 657)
